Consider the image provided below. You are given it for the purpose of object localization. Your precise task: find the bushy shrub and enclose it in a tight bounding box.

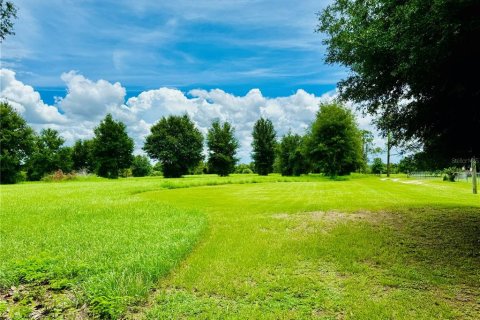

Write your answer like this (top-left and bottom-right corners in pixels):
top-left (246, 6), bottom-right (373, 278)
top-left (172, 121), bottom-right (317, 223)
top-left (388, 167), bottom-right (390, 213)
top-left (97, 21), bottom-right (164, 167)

top-left (131, 155), bottom-right (152, 177)
top-left (41, 170), bottom-right (77, 182)
top-left (119, 168), bottom-right (133, 178)
top-left (235, 163), bottom-right (255, 174)
top-left (443, 167), bottom-right (458, 182)
top-left (371, 158), bottom-right (385, 175)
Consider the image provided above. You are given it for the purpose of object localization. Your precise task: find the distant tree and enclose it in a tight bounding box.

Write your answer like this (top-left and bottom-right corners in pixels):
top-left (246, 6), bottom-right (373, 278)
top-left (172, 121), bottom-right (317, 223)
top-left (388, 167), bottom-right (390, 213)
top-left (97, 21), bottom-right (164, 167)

top-left (206, 120), bottom-right (239, 176)
top-left (92, 114), bottom-right (134, 179)
top-left (131, 155), bottom-right (152, 177)
top-left (0, 0), bottom-right (17, 42)
top-left (152, 162), bottom-right (163, 175)
top-left (398, 156), bottom-right (416, 174)
top-left (360, 130), bottom-right (373, 163)
top-left (251, 118), bottom-right (276, 175)
top-left (234, 163), bottom-right (253, 174)
top-left (143, 114), bottom-right (203, 178)
top-left (272, 145), bottom-right (282, 174)
top-left (192, 161), bottom-right (208, 175)
top-left (0, 102), bottom-right (35, 184)
top-left (278, 132), bottom-right (309, 176)
top-left (397, 151), bottom-right (445, 174)
top-left (371, 158), bottom-right (385, 175)
top-left (307, 102), bottom-right (363, 177)
top-left (72, 139), bottom-right (96, 172)
top-left (26, 129), bottom-right (72, 181)
top-left (317, 0), bottom-right (480, 165)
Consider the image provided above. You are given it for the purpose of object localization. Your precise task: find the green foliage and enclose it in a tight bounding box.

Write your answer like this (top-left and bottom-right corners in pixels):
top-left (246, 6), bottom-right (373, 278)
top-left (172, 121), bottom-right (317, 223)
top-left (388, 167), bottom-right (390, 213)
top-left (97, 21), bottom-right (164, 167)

top-left (371, 157), bottom-right (385, 175)
top-left (143, 114), bottom-right (203, 178)
top-left (92, 114), bottom-right (134, 179)
top-left (278, 132), bottom-right (309, 176)
top-left (398, 156), bottom-right (417, 174)
top-left (0, 0), bottom-right (17, 42)
top-left (317, 0), bottom-right (480, 163)
top-left (443, 167), bottom-right (458, 182)
top-left (398, 152), bottom-right (448, 174)
top-left (89, 295), bottom-right (129, 319)
top-left (0, 102), bottom-right (34, 184)
top-left (307, 102), bottom-right (363, 177)
top-left (26, 129), bottom-right (73, 181)
top-left (41, 169), bottom-right (77, 182)
top-left (131, 155), bottom-right (152, 177)
top-left (251, 118), bottom-right (276, 175)
top-left (206, 120), bottom-right (239, 176)
top-left (150, 162), bottom-right (163, 176)
top-left (360, 130), bottom-right (381, 172)
top-left (72, 139), bottom-right (96, 172)
top-left (192, 161), bottom-right (207, 175)
top-left (234, 163), bottom-right (253, 174)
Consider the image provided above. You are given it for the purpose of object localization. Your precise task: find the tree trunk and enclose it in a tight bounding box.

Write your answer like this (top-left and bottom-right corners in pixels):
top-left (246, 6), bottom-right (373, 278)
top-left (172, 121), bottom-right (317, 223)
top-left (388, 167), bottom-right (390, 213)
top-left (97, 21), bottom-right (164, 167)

top-left (472, 157), bottom-right (477, 194)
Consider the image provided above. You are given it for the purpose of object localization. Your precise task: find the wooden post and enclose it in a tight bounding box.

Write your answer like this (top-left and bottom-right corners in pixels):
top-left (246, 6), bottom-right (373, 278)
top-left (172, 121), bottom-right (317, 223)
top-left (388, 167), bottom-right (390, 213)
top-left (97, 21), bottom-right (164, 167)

top-left (472, 157), bottom-right (477, 194)
top-left (386, 131), bottom-right (391, 177)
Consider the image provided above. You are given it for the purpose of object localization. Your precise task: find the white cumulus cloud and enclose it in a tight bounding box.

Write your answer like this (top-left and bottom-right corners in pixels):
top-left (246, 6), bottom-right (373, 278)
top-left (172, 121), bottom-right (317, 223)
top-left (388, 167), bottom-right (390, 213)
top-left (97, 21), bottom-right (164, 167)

top-left (1, 68), bottom-right (380, 162)
top-left (0, 69), bottom-right (66, 124)
top-left (58, 71), bottom-right (126, 120)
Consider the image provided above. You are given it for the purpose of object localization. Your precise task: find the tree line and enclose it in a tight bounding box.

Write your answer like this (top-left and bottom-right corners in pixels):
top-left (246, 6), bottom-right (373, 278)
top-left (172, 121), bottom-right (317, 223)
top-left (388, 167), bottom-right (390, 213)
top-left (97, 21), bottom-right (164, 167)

top-left (0, 100), bottom-right (377, 183)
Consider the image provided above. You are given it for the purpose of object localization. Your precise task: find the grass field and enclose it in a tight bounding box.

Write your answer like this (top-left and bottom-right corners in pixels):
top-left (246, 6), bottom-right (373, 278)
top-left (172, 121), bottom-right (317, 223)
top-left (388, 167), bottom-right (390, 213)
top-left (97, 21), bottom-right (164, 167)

top-left (0, 174), bottom-right (479, 319)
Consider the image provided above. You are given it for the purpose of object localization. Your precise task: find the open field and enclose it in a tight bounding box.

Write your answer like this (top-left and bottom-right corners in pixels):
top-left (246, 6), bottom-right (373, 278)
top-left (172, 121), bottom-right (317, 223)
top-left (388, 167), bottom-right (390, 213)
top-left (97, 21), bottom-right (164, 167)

top-left (1, 174), bottom-right (479, 319)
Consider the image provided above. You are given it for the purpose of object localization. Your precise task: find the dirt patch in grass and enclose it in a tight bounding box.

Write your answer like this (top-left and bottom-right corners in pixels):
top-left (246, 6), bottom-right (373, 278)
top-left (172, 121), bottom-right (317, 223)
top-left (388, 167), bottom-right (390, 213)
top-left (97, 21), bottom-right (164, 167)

top-left (272, 210), bottom-right (403, 226)
top-left (0, 284), bottom-right (88, 320)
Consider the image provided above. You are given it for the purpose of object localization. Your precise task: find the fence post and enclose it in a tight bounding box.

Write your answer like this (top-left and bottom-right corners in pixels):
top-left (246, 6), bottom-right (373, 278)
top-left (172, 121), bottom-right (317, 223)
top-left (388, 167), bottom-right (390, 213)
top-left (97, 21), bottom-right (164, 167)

top-left (472, 157), bottom-right (477, 194)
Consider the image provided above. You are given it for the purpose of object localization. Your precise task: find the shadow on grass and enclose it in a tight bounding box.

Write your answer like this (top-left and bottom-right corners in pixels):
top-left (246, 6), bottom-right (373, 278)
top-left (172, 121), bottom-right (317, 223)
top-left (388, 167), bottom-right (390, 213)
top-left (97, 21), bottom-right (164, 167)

top-left (396, 206), bottom-right (480, 280)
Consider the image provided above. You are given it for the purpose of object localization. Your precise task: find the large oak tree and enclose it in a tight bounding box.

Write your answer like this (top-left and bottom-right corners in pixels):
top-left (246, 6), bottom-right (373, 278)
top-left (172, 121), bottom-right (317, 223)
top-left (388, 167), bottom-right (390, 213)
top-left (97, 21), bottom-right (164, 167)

top-left (307, 102), bottom-right (363, 177)
top-left (143, 114), bottom-right (203, 178)
top-left (317, 0), bottom-right (480, 167)
top-left (92, 114), bottom-right (134, 179)
top-left (0, 102), bottom-right (34, 183)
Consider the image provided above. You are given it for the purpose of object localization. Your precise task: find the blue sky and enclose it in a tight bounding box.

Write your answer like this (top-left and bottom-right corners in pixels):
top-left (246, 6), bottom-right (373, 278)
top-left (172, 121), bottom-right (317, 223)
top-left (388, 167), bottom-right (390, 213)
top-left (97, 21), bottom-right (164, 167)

top-left (1, 0), bottom-right (391, 162)
top-left (2, 0), bottom-right (343, 103)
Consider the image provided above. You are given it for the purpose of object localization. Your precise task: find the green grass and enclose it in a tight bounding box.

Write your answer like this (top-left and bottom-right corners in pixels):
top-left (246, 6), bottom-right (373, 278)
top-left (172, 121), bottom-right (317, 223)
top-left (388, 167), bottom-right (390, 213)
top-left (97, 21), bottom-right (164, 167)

top-left (1, 174), bottom-right (479, 319)
top-left (0, 177), bottom-right (209, 318)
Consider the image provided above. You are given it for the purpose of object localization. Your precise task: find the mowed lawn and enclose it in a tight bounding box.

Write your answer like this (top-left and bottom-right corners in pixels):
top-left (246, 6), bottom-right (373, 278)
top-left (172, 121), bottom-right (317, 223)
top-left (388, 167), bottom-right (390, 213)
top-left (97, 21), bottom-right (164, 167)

top-left (1, 175), bottom-right (479, 319)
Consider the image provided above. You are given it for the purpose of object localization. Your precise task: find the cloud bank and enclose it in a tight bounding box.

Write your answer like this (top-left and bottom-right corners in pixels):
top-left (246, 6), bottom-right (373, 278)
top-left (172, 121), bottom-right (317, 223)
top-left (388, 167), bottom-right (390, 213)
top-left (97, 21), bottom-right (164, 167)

top-left (1, 68), bottom-right (376, 162)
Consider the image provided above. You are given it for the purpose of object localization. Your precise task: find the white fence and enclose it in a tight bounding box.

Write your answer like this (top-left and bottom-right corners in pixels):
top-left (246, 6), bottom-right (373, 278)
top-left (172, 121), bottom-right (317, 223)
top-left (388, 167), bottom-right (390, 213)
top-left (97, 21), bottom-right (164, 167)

top-left (407, 171), bottom-right (480, 181)
top-left (455, 171), bottom-right (480, 182)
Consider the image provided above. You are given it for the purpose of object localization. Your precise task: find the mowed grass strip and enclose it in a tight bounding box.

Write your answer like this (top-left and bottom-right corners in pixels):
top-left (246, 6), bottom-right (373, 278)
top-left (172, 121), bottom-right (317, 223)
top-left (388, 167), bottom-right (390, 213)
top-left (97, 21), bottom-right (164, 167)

top-left (0, 174), bottom-right (314, 318)
top-left (137, 176), bottom-right (480, 319)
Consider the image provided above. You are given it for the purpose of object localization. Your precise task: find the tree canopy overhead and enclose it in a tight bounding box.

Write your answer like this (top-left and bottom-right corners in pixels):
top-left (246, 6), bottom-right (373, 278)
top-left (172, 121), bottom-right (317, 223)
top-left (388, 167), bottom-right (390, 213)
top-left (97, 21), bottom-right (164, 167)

top-left (0, 0), bottom-right (17, 42)
top-left (317, 0), bottom-right (480, 164)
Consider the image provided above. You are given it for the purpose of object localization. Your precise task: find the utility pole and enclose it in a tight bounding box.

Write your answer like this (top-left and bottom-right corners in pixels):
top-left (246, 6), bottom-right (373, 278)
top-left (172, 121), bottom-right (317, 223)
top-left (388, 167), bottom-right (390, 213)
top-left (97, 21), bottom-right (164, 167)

top-left (472, 157), bottom-right (477, 194)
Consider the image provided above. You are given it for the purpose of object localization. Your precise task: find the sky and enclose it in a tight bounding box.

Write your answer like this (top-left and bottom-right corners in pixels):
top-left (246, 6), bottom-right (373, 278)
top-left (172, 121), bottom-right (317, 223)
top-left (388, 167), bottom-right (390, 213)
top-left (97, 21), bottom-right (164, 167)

top-left (0, 0), bottom-right (388, 163)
